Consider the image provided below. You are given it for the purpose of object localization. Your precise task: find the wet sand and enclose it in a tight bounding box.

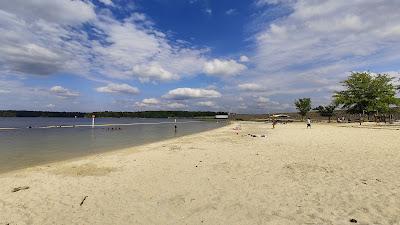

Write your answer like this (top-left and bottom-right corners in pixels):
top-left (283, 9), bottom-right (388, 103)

top-left (1, 122), bottom-right (400, 225)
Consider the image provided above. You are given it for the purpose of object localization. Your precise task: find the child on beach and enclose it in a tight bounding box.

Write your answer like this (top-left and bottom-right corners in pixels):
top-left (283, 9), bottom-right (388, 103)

top-left (306, 118), bottom-right (311, 128)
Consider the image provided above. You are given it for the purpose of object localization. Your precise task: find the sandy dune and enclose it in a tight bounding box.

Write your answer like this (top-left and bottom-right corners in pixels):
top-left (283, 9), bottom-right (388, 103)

top-left (1, 122), bottom-right (400, 225)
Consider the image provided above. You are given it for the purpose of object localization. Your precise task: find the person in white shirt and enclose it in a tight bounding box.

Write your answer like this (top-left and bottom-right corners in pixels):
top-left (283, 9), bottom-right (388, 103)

top-left (306, 118), bottom-right (311, 128)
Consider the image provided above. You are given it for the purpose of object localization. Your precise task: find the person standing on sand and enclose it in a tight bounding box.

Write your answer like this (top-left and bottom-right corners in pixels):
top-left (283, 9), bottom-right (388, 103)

top-left (306, 118), bottom-right (311, 129)
top-left (272, 119), bottom-right (277, 129)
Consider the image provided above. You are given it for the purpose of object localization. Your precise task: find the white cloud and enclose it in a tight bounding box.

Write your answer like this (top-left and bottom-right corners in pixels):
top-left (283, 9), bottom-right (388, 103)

top-left (0, 78), bottom-right (50, 107)
top-left (0, 0), bottom-right (96, 25)
top-left (98, 0), bottom-right (114, 6)
top-left (50, 86), bottom-right (80, 98)
top-left (196, 101), bottom-right (217, 108)
top-left (203, 59), bottom-right (247, 77)
top-left (134, 98), bottom-right (160, 108)
top-left (205, 9), bottom-right (212, 15)
top-left (254, 96), bottom-right (285, 110)
top-left (142, 98), bottom-right (160, 105)
top-left (96, 83), bottom-right (139, 95)
top-left (90, 15), bottom-right (210, 82)
top-left (163, 88), bottom-right (222, 100)
top-left (0, 42), bottom-right (65, 75)
top-left (0, 0), bottom-right (95, 76)
top-left (239, 55), bottom-right (249, 62)
top-left (238, 83), bottom-right (264, 92)
top-left (134, 98), bottom-right (186, 109)
top-left (247, 0), bottom-right (400, 108)
top-left (132, 64), bottom-right (178, 82)
top-left (166, 102), bottom-right (186, 109)
top-left (255, 1), bottom-right (400, 73)
top-left (0, 0), bottom-right (209, 82)
top-left (381, 71), bottom-right (400, 87)
top-left (256, 96), bottom-right (270, 104)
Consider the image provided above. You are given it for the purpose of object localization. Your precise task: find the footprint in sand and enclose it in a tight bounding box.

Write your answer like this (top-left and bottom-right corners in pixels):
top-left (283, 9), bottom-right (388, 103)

top-left (168, 145), bottom-right (182, 152)
top-left (51, 163), bottom-right (118, 177)
top-left (282, 162), bottom-right (334, 181)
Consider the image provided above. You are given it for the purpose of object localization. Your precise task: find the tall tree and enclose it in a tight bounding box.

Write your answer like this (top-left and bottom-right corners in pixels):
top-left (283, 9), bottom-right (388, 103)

top-left (334, 72), bottom-right (400, 115)
top-left (294, 98), bottom-right (312, 121)
top-left (315, 104), bottom-right (336, 123)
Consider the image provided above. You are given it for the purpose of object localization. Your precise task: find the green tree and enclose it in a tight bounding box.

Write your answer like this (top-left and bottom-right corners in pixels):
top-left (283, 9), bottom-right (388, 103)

top-left (294, 98), bottom-right (312, 121)
top-left (334, 72), bottom-right (400, 115)
top-left (314, 104), bottom-right (336, 123)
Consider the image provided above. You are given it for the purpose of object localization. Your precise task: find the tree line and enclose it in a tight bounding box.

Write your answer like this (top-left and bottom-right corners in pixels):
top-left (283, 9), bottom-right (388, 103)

top-left (0, 110), bottom-right (86, 117)
top-left (90, 111), bottom-right (227, 118)
top-left (0, 110), bottom-right (227, 118)
top-left (294, 72), bottom-right (400, 122)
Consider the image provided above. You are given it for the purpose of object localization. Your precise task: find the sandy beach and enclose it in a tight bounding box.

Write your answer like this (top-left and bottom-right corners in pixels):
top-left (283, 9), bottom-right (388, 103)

top-left (1, 122), bottom-right (400, 225)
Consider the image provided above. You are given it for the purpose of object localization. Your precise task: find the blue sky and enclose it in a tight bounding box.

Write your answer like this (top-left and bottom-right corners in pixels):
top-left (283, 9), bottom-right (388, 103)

top-left (0, 0), bottom-right (399, 113)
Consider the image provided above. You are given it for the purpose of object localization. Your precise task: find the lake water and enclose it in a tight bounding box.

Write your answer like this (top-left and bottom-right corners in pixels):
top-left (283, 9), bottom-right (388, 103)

top-left (0, 117), bottom-right (227, 173)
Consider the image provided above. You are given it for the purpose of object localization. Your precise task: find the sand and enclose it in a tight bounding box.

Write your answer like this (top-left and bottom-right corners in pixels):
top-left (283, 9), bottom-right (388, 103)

top-left (1, 122), bottom-right (400, 225)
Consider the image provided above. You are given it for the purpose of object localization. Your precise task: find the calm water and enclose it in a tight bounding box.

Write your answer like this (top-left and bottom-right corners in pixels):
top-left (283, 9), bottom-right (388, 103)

top-left (0, 117), bottom-right (226, 173)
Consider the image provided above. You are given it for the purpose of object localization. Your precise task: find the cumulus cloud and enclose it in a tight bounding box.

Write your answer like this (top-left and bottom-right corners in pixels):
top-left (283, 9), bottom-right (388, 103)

top-left (196, 101), bottom-right (217, 108)
top-left (239, 55), bottom-right (249, 62)
top-left (98, 0), bottom-right (114, 6)
top-left (134, 98), bottom-right (186, 109)
top-left (50, 86), bottom-right (80, 98)
top-left (203, 59), bottom-right (247, 77)
top-left (166, 102), bottom-right (186, 109)
top-left (254, 0), bottom-right (400, 74)
top-left (96, 83), bottom-right (139, 95)
top-left (254, 96), bottom-right (286, 110)
top-left (132, 64), bottom-right (178, 82)
top-left (163, 88), bottom-right (222, 100)
top-left (0, 43), bottom-right (66, 75)
top-left (0, 0), bottom-right (95, 76)
top-left (238, 83), bottom-right (264, 92)
top-left (0, 0), bottom-right (96, 25)
top-left (142, 98), bottom-right (160, 105)
top-left (0, 78), bottom-right (56, 110)
top-left (246, 0), bottom-right (400, 107)
top-left (135, 98), bottom-right (160, 107)
top-left (0, 0), bottom-right (208, 82)
top-left (256, 96), bottom-right (270, 104)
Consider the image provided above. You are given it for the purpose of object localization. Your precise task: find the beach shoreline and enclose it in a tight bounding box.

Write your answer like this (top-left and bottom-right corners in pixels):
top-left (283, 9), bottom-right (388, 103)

top-left (1, 121), bottom-right (400, 224)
